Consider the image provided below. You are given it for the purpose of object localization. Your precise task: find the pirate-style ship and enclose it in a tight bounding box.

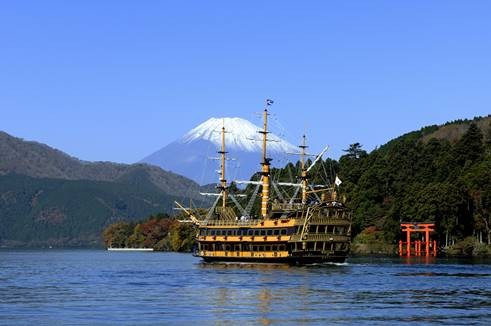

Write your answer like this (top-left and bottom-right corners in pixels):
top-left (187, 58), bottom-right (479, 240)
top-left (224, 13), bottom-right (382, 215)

top-left (176, 101), bottom-right (351, 264)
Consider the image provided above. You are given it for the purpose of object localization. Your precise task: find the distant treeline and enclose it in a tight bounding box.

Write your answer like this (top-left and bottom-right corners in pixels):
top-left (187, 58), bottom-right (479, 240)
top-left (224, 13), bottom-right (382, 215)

top-left (103, 213), bottom-right (196, 252)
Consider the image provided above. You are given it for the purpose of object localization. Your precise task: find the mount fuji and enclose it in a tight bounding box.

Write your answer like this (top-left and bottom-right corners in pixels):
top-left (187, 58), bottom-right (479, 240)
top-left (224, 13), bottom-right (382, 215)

top-left (140, 117), bottom-right (299, 185)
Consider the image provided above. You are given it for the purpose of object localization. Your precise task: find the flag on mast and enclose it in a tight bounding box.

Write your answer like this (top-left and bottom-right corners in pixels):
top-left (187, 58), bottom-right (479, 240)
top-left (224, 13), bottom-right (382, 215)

top-left (335, 176), bottom-right (342, 186)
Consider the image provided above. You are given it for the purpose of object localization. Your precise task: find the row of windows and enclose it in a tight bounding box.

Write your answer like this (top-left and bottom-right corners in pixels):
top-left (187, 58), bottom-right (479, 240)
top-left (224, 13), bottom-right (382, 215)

top-left (200, 242), bottom-right (349, 252)
top-left (200, 243), bottom-right (288, 252)
top-left (200, 226), bottom-right (347, 237)
top-left (200, 228), bottom-right (295, 237)
top-left (292, 242), bottom-right (348, 251)
top-left (308, 225), bottom-right (346, 234)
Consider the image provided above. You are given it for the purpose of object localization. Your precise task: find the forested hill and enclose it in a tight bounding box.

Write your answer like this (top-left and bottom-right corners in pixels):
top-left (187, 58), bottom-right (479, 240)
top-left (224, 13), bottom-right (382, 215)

top-left (0, 131), bottom-right (201, 198)
top-left (337, 115), bottom-right (491, 251)
top-left (0, 131), bottom-right (206, 247)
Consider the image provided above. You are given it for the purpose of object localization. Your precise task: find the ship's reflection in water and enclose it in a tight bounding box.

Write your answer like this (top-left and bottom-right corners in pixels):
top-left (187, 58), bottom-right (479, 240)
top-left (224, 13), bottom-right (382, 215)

top-left (200, 261), bottom-right (354, 325)
top-left (198, 258), bottom-right (491, 324)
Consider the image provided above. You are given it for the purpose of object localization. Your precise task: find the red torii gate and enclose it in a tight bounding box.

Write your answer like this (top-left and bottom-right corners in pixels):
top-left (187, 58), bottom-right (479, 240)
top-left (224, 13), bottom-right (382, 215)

top-left (399, 223), bottom-right (437, 257)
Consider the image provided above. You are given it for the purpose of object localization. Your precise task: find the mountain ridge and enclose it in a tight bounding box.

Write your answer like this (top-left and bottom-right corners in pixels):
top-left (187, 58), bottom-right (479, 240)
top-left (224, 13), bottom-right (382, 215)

top-left (0, 130), bottom-right (202, 200)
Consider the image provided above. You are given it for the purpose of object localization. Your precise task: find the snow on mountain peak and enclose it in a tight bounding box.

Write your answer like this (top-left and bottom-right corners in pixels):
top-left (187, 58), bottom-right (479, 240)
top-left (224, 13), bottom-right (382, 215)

top-left (182, 117), bottom-right (298, 153)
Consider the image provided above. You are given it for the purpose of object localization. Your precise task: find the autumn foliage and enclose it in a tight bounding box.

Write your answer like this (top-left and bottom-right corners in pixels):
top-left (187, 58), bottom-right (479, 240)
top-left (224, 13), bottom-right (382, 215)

top-left (103, 213), bottom-right (196, 252)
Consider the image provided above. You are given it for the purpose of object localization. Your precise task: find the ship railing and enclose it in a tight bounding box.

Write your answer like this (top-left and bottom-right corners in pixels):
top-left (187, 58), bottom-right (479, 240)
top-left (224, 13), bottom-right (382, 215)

top-left (271, 202), bottom-right (304, 211)
top-left (200, 219), bottom-right (260, 227)
top-left (308, 217), bottom-right (352, 225)
top-left (289, 234), bottom-right (350, 242)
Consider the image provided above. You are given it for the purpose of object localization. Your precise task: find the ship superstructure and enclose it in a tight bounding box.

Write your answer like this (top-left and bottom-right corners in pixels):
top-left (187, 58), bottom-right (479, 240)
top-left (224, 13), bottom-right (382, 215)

top-left (176, 101), bottom-right (351, 264)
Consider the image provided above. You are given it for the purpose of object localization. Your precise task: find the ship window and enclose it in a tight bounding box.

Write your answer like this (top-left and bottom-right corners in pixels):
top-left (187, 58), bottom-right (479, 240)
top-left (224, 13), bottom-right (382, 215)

top-left (248, 229), bottom-right (254, 236)
top-left (279, 244), bottom-right (286, 251)
top-left (318, 225), bottom-right (325, 233)
top-left (210, 230), bottom-right (216, 236)
top-left (265, 246), bottom-right (271, 251)
top-left (271, 245), bottom-right (277, 251)
top-left (254, 230), bottom-right (260, 236)
top-left (234, 245), bottom-right (240, 251)
top-left (273, 229), bottom-right (279, 236)
top-left (225, 245), bottom-right (231, 251)
top-left (260, 230), bottom-right (266, 236)
top-left (280, 229), bottom-right (287, 235)
top-left (267, 229), bottom-right (273, 236)
top-left (227, 230), bottom-right (232, 236)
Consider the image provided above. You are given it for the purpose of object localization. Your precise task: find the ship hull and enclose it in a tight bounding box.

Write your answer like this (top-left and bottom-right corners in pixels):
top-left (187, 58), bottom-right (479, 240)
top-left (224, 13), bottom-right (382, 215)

top-left (200, 253), bottom-right (347, 265)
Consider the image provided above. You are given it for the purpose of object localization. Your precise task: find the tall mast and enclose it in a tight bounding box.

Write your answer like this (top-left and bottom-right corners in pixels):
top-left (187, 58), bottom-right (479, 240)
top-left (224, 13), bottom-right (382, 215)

top-left (299, 134), bottom-right (309, 204)
top-left (218, 120), bottom-right (228, 208)
top-left (259, 100), bottom-right (272, 218)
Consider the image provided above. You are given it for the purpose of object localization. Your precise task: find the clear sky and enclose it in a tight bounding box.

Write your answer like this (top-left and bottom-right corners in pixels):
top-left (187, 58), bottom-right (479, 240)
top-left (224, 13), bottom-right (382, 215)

top-left (1, 1), bottom-right (490, 163)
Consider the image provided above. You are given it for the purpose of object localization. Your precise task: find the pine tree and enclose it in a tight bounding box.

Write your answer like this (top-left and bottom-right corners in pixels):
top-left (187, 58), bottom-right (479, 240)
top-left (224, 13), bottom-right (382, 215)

top-left (454, 123), bottom-right (484, 166)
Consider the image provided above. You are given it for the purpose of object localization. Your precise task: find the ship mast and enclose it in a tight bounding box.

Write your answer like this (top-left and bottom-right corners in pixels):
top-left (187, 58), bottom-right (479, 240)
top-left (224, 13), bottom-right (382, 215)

top-left (299, 134), bottom-right (309, 204)
top-left (218, 120), bottom-right (228, 208)
top-left (259, 100), bottom-right (273, 218)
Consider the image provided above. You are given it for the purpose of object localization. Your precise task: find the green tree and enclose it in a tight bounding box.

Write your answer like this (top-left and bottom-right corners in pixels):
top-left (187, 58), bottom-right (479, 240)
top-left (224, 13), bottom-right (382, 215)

top-left (454, 123), bottom-right (484, 167)
top-left (343, 143), bottom-right (367, 159)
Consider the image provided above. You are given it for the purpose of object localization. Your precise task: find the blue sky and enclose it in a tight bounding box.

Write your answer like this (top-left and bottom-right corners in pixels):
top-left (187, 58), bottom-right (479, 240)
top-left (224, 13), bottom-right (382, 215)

top-left (1, 1), bottom-right (490, 163)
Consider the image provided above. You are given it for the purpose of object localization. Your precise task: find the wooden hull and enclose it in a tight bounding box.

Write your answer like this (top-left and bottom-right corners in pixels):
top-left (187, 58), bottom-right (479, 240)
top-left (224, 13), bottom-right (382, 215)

top-left (201, 254), bottom-right (347, 265)
top-left (198, 250), bottom-right (348, 265)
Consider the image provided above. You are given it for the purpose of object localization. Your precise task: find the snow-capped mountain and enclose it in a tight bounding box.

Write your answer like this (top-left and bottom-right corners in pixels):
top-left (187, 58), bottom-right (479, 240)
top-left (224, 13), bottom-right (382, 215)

top-left (141, 117), bottom-right (299, 185)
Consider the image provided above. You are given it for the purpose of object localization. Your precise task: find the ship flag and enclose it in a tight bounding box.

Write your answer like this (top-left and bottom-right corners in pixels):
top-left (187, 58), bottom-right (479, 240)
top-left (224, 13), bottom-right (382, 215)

top-left (335, 176), bottom-right (342, 186)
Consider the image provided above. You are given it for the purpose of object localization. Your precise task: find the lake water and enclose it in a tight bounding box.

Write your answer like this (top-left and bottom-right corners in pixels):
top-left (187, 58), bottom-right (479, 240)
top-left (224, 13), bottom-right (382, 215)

top-left (0, 250), bottom-right (490, 325)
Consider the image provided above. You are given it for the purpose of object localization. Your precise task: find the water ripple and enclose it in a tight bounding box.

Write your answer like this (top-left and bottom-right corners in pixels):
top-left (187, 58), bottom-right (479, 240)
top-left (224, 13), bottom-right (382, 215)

top-left (0, 250), bottom-right (491, 325)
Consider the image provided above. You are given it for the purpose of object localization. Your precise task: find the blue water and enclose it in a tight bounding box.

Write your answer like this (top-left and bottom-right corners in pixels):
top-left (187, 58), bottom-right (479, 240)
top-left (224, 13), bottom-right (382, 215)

top-left (0, 250), bottom-right (490, 325)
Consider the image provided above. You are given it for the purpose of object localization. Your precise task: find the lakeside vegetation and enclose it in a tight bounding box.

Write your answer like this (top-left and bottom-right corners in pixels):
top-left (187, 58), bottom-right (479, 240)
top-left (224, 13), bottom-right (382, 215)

top-left (103, 213), bottom-right (196, 252)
